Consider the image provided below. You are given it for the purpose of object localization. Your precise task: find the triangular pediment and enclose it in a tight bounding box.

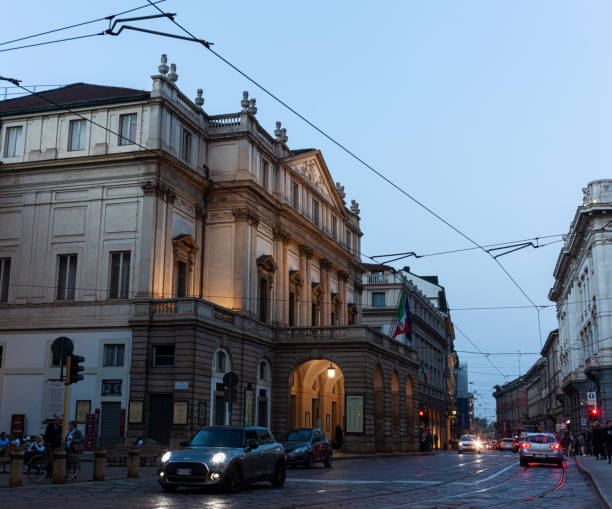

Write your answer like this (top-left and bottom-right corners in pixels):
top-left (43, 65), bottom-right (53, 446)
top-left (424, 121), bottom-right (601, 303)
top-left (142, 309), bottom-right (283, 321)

top-left (284, 150), bottom-right (347, 214)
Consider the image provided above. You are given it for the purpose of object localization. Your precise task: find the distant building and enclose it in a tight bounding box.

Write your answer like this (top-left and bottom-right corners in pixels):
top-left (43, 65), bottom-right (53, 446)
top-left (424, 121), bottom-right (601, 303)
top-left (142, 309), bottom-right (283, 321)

top-left (493, 377), bottom-right (528, 438)
top-left (549, 180), bottom-right (612, 429)
top-left (361, 263), bottom-right (456, 447)
top-left (456, 363), bottom-right (471, 433)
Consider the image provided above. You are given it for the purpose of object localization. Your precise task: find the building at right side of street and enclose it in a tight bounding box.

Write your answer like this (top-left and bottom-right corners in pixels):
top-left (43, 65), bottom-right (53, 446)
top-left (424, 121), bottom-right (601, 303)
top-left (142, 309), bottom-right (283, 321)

top-left (495, 180), bottom-right (612, 436)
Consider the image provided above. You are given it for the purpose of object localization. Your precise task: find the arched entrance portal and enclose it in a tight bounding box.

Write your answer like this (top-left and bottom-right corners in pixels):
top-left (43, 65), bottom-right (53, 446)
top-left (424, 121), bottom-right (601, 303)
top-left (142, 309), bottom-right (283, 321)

top-left (289, 360), bottom-right (344, 441)
top-left (374, 365), bottom-right (385, 451)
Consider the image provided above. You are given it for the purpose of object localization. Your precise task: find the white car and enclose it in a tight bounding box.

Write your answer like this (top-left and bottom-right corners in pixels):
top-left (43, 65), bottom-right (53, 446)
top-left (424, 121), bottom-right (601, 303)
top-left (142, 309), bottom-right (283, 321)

top-left (457, 434), bottom-right (482, 454)
top-left (498, 437), bottom-right (515, 451)
top-left (518, 433), bottom-right (563, 467)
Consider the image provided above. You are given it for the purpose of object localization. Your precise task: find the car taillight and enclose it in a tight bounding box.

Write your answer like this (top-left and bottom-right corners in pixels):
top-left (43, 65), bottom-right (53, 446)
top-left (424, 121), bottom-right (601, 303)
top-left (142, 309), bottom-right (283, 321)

top-left (550, 444), bottom-right (560, 449)
top-left (520, 443), bottom-right (530, 448)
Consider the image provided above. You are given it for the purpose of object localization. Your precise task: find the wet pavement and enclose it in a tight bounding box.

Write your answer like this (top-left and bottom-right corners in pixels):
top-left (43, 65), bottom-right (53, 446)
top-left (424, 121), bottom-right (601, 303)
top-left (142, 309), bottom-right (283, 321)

top-left (0, 450), bottom-right (604, 508)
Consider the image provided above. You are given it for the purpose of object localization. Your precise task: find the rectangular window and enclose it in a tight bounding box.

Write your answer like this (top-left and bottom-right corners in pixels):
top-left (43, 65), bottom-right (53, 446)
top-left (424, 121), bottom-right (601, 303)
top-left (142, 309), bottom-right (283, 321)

top-left (118, 114), bottom-right (137, 145)
top-left (331, 216), bottom-right (337, 239)
top-left (292, 183), bottom-right (300, 210)
top-left (372, 292), bottom-right (386, 307)
top-left (259, 278), bottom-right (268, 323)
top-left (261, 162), bottom-right (268, 191)
top-left (0, 345), bottom-right (3, 368)
top-left (346, 231), bottom-right (352, 252)
top-left (56, 254), bottom-right (77, 300)
top-left (103, 344), bottom-right (125, 367)
top-left (313, 199), bottom-right (320, 227)
top-left (181, 129), bottom-right (191, 162)
top-left (68, 119), bottom-right (86, 151)
top-left (153, 345), bottom-right (175, 367)
top-left (101, 379), bottom-right (122, 396)
top-left (109, 251), bottom-right (130, 299)
top-left (0, 258), bottom-right (10, 302)
top-left (4, 126), bottom-right (22, 157)
top-left (176, 261), bottom-right (187, 298)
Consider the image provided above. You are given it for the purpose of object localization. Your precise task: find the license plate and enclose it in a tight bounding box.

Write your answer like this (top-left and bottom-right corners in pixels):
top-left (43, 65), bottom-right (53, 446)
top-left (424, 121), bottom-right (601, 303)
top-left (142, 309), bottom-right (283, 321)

top-left (176, 468), bottom-right (192, 476)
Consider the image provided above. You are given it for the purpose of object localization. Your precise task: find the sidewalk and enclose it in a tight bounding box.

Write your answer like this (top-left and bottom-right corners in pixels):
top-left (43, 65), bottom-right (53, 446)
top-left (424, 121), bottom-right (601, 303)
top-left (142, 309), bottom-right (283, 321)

top-left (575, 455), bottom-right (612, 509)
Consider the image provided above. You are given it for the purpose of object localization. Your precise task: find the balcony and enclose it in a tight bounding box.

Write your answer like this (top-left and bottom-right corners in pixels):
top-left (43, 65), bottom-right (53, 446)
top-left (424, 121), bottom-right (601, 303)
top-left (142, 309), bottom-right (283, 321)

top-left (367, 274), bottom-right (390, 284)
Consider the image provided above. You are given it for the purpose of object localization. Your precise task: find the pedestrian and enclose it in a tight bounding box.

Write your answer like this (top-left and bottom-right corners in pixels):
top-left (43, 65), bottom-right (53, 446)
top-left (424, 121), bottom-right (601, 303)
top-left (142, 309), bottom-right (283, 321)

top-left (576, 432), bottom-right (585, 456)
top-left (0, 432), bottom-right (8, 456)
top-left (605, 421), bottom-right (612, 465)
top-left (585, 428), bottom-right (593, 456)
top-left (334, 425), bottom-right (343, 452)
top-left (425, 430), bottom-right (433, 452)
top-left (593, 422), bottom-right (604, 460)
top-left (44, 415), bottom-right (62, 454)
top-left (419, 429), bottom-right (426, 452)
top-left (65, 421), bottom-right (84, 454)
top-left (434, 433), bottom-right (438, 450)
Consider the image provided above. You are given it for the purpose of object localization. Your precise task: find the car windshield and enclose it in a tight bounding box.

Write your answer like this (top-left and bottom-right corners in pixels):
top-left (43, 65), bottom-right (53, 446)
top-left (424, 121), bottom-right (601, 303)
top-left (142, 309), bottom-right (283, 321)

top-left (526, 434), bottom-right (556, 444)
top-left (460, 435), bottom-right (477, 441)
top-left (503, 438), bottom-right (513, 442)
top-left (190, 428), bottom-right (244, 448)
top-left (282, 430), bottom-right (313, 442)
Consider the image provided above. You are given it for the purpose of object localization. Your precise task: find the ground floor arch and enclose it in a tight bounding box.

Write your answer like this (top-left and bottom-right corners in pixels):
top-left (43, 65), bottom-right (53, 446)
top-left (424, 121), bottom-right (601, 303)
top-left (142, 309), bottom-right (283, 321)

top-left (289, 359), bottom-right (344, 441)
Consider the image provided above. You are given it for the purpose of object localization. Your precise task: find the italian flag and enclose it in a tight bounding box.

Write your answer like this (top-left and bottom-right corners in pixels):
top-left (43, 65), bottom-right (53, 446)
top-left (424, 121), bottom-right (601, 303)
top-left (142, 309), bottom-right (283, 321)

top-left (420, 363), bottom-right (428, 384)
top-left (392, 291), bottom-right (412, 342)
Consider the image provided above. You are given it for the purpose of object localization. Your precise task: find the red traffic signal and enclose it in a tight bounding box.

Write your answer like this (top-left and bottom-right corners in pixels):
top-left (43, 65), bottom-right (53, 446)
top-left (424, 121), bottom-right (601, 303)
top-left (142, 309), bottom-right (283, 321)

top-left (590, 408), bottom-right (599, 417)
top-left (418, 410), bottom-right (425, 417)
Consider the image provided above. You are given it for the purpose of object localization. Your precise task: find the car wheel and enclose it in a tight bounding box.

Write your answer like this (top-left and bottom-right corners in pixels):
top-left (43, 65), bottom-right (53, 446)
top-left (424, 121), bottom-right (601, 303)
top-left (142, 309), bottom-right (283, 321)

top-left (224, 465), bottom-right (243, 493)
top-left (305, 453), bottom-right (314, 469)
top-left (324, 452), bottom-right (332, 468)
top-left (520, 458), bottom-right (528, 467)
top-left (161, 484), bottom-right (178, 493)
top-left (271, 460), bottom-right (286, 487)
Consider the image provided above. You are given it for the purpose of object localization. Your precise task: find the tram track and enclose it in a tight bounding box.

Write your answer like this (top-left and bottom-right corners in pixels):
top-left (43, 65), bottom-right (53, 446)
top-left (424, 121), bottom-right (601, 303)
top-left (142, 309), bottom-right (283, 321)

top-left (288, 454), bottom-right (521, 508)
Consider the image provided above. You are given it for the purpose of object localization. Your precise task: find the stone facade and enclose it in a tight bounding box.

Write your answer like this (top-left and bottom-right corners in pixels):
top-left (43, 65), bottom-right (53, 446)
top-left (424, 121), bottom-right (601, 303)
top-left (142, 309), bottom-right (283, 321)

top-left (0, 56), bottom-right (420, 451)
top-left (361, 263), bottom-right (456, 448)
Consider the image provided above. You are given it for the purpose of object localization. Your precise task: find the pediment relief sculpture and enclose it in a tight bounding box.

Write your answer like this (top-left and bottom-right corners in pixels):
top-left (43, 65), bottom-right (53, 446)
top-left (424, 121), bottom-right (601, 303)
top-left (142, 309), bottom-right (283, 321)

top-left (256, 254), bottom-right (277, 273)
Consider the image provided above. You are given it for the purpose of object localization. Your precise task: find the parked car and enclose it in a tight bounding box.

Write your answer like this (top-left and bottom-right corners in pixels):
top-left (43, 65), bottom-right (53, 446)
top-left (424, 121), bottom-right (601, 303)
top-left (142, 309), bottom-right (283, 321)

top-left (157, 426), bottom-right (287, 493)
top-left (518, 433), bottom-right (563, 467)
top-left (280, 428), bottom-right (332, 468)
top-left (498, 438), bottom-right (515, 451)
top-left (457, 434), bottom-right (482, 454)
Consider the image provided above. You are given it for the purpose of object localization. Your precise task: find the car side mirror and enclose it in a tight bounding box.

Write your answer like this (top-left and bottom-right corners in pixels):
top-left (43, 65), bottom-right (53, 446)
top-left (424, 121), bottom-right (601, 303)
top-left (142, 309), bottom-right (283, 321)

top-left (180, 441), bottom-right (190, 448)
top-left (248, 440), bottom-right (259, 450)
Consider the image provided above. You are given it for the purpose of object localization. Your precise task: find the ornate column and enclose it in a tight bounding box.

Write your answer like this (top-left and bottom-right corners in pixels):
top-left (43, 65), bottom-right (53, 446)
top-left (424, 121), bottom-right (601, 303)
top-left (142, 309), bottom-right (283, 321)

top-left (232, 208), bottom-right (253, 314)
top-left (299, 245), bottom-right (314, 325)
top-left (273, 228), bottom-right (291, 324)
top-left (320, 258), bottom-right (332, 326)
top-left (338, 270), bottom-right (349, 325)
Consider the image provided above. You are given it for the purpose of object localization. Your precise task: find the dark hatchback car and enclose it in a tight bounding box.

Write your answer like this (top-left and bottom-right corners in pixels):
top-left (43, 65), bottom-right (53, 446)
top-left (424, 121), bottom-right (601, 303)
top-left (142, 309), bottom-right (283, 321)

top-left (280, 428), bottom-right (332, 468)
top-left (158, 426), bottom-right (286, 493)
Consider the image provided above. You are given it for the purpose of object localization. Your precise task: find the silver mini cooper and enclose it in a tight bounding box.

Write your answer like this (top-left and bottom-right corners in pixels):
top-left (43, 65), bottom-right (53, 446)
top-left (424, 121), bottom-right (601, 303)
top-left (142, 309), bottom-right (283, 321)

top-left (158, 426), bottom-right (287, 493)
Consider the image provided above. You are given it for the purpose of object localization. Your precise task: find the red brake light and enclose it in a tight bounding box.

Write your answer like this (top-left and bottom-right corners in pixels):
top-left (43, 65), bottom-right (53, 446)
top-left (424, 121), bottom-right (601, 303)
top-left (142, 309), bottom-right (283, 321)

top-left (520, 442), bottom-right (530, 448)
top-left (550, 443), bottom-right (560, 449)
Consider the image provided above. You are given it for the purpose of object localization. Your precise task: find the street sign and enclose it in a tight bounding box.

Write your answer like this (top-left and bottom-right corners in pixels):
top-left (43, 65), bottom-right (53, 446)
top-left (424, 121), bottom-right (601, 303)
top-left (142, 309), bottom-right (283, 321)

top-left (51, 336), bottom-right (73, 360)
top-left (587, 392), bottom-right (597, 406)
top-left (223, 372), bottom-right (239, 390)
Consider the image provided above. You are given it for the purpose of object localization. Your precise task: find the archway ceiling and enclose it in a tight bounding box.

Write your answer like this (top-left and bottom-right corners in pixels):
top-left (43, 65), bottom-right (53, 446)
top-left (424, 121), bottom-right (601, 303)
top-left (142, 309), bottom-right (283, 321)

top-left (296, 359), bottom-right (344, 389)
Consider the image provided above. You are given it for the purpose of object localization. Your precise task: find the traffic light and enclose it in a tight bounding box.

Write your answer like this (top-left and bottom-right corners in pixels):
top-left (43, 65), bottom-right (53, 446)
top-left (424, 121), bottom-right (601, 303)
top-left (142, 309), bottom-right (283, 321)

top-left (418, 409), bottom-right (429, 424)
top-left (68, 354), bottom-right (85, 384)
top-left (590, 408), bottom-right (599, 420)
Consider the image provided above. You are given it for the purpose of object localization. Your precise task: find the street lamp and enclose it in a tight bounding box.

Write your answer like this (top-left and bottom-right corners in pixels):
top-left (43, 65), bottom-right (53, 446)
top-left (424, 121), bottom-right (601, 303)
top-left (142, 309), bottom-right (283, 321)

top-left (327, 364), bottom-right (335, 378)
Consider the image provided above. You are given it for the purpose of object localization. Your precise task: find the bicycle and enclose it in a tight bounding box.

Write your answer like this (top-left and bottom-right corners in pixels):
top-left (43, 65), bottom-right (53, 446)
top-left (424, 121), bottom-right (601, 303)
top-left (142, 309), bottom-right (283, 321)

top-left (26, 449), bottom-right (80, 482)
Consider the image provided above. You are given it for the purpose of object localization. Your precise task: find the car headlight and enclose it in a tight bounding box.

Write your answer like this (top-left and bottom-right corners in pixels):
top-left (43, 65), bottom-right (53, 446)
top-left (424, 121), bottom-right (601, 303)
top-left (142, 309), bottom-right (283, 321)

top-left (475, 441), bottom-right (481, 448)
top-left (211, 452), bottom-right (226, 465)
top-left (161, 451), bottom-right (172, 464)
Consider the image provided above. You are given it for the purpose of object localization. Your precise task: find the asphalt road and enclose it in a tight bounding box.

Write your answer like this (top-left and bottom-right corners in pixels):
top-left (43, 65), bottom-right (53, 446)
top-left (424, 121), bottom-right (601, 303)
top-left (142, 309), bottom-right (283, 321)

top-left (0, 450), bottom-right (604, 508)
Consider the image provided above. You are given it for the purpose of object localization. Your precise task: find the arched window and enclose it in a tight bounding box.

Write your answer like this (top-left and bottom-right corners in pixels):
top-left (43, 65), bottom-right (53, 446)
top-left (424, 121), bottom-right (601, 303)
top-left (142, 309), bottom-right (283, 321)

top-left (211, 348), bottom-right (231, 425)
top-left (256, 359), bottom-right (271, 428)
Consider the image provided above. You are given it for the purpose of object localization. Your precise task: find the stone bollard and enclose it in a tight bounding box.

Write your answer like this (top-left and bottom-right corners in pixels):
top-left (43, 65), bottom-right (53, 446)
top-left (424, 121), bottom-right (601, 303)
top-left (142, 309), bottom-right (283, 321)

top-left (127, 449), bottom-right (139, 478)
top-left (52, 449), bottom-right (66, 484)
top-left (93, 448), bottom-right (106, 481)
top-left (8, 448), bottom-right (24, 487)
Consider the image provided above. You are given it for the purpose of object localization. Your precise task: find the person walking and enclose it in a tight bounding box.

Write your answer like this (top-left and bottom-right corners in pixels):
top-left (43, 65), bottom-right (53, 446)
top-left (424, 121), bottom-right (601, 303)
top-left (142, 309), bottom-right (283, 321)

top-left (605, 421), bottom-right (612, 465)
top-left (585, 428), bottom-right (593, 456)
top-left (65, 421), bottom-right (83, 454)
top-left (593, 422), bottom-right (604, 460)
top-left (334, 425), bottom-right (343, 452)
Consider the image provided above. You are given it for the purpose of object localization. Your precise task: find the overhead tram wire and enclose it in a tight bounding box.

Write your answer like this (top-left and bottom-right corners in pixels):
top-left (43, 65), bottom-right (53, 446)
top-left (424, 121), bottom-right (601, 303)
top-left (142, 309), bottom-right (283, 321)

top-left (136, 0), bottom-right (545, 350)
top-left (0, 33), bottom-right (106, 53)
top-left (0, 0), bottom-right (167, 47)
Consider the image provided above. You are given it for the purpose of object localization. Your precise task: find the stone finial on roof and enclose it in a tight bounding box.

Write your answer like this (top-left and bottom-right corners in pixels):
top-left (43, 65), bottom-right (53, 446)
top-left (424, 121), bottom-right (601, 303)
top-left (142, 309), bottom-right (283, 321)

top-left (158, 54), bottom-right (169, 75)
top-left (350, 200), bottom-right (360, 215)
top-left (280, 128), bottom-right (288, 143)
top-left (274, 121), bottom-right (283, 139)
top-left (241, 91), bottom-right (250, 111)
top-left (195, 89), bottom-right (204, 107)
top-left (248, 98), bottom-right (257, 115)
top-left (335, 182), bottom-right (346, 201)
top-left (167, 63), bottom-right (178, 82)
